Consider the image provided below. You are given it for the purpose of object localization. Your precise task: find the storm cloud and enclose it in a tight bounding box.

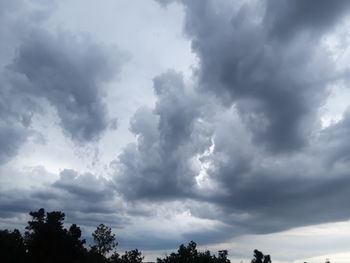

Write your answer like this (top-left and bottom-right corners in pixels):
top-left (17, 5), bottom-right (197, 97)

top-left (112, 0), bottom-right (350, 242)
top-left (0, 0), bottom-right (127, 163)
top-left (9, 30), bottom-right (125, 142)
top-left (2, 0), bottom-right (350, 258)
top-left (182, 0), bottom-right (342, 152)
top-left (0, 168), bottom-right (127, 228)
top-left (116, 70), bottom-right (211, 200)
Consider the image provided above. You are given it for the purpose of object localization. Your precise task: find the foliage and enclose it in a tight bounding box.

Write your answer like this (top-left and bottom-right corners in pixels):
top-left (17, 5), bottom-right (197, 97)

top-left (157, 240), bottom-right (231, 263)
top-left (0, 208), bottom-right (276, 263)
top-left (24, 208), bottom-right (86, 263)
top-left (92, 223), bottom-right (118, 256)
top-left (0, 229), bottom-right (26, 263)
top-left (121, 249), bottom-right (144, 263)
top-left (251, 249), bottom-right (271, 263)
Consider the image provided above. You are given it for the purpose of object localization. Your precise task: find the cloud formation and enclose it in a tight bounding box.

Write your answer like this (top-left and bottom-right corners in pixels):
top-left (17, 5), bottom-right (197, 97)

top-left (110, 0), bottom-right (350, 243)
top-left (116, 70), bottom-right (210, 200)
top-left (0, 0), bottom-right (127, 163)
top-left (0, 168), bottom-right (127, 227)
top-left (265, 0), bottom-right (350, 39)
top-left (3, 0), bottom-right (350, 257)
top-left (183, 0), bottom-right (342, 152)
top-left (9, 30), bottom-right (125, 142)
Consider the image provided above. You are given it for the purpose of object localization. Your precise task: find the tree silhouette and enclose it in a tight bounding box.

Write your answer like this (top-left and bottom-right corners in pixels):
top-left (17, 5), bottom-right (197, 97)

top-left (0, 229), bottom-right (26, 263)
top-left (92, 223), bottom-right (118, 256)
top-left (24, 208), bottom-right (86, 263)
top-left (217, 250), bottom-right (230, 263)
top-left (251, 249), bottom-right (271, 263)
top-left (121, 249), bottom-right (144, 263)
top-left (0, 208), bottom-right (282, 263)
top-left (157, 241), bottom-right (231, 263)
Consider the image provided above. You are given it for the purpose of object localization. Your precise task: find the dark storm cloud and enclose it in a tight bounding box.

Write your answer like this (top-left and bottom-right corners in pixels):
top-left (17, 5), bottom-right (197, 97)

top-left (205, 162), bottom-right (350, 234)
top-left (0, 0), bottom-right (127, 164)
top-left (0, 74), bottom-right (38, 164)
top-left (110, 0), bottom-right (350, 244)
top-left (0, 1), bottom-right (42, 163)
top-left (180, 0), bottom-right (338, 153)
top-left (9, 29), bottom-right (125, 142)
top-left (149, 100), bottom-right (350, 242)
top-left (265, 0), bottom-right (350, 39)
top-left (0, 119), bottom-right (27, 164)
top-left (52, 169), bottom-right (116, 203)
top-left (168, 0), bottom-right (350, 236)
top-left (3, 0), bottom-right (350, 252)
top-left (115, 70), bottom-right (212, 200)
top-left (175, 0), bottom-right (350, 236)
top-left (0, 169), bottom-right (129, 228)
top-left (0, 189), bottom-right (37, 218)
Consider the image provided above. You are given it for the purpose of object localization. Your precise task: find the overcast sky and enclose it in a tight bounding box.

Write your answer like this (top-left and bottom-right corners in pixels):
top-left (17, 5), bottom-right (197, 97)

top-left (2, 0), bottom-right (350, 262)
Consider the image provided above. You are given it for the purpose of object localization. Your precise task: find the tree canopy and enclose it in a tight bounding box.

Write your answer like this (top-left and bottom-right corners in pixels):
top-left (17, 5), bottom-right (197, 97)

top-left (157, 240), bottom-right (231, 263)
top-left (0, 208), bottom-right (277, 263)
top-left (92, 223), bottom-right (118, 256)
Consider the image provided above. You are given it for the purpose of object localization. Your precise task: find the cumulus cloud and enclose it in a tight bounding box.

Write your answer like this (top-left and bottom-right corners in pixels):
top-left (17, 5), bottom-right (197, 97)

top-left (0, 168), bottom-right (127, 228)
top-left (115, 70), bottom-right (212, 200)
top-left (109, 0), bottom-right (350, 244)
top-left (0, 0), bottom-right (127, 164)
top-left (264, 0), bottom-right (350, 39)
top-left (9, 30), bottom-right (126, 142)
top-left (169, 0), bottom-right (350, 235)
top-left (3, 0), bottom-right (350, 255)
top-left (181, 0), bottom-right (342, 152)
top-left (0, 73), bottom-right (38, 164)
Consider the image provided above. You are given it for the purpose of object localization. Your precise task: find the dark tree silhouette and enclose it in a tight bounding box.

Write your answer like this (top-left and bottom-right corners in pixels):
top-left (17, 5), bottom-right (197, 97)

top-left (24, 208), bottom-right (86, 263)
top-left (108, 249), bottom-right (144, 263)
top-left (92, 223), bottom-right (118, 256)
top-left (0, 208), bottom-right (247, 263)
top-left (251, 249), bottom-right (271, 263)
top-left (0, 229), bottom-right (26, 263)
top-left (157, 241), bottom-right (231, 263)
top-left (109, 251), bottom-right (122, 263)
top-left (218, 250), bottom-right (230, 263)
top-left (121, 249), bottom-right (144, 263)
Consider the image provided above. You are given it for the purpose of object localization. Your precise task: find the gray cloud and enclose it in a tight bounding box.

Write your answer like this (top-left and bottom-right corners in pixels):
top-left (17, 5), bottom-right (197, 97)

top-left (110, 0), bottom-right (350, 243)
top-left (101, 0), bottom-right (350, 248)
top-left (264, 0), bottom-right (350, 39)
top-left (181, 0), bottom-right (339, 153)
top-left (0, 72), bottom-right (38, 163)
top-left (0, 168), bottom-right (128, 228)
top-left (53, 169), bottom-right (116, 203)
top-left (9, 29), bottom-right (126, 142)
top-left (183, 105), bottom-right (350, 238)
top-left (115, 70), bottom-right (211, 200)
top-left (0, 0), bottom-right (128, 164)
top-left (3, 0), bottom-right (350, 254)
top-left (152, 0), bottom-right (350, 237)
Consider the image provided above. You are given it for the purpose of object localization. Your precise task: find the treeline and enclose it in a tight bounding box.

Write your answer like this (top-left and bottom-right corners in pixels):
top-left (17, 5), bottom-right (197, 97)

top-left (0, 208), bottom-right (270, 263)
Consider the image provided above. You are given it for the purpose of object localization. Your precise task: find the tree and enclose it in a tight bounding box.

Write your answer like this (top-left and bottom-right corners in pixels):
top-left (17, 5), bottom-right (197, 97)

top-left (24, 208), bottom-right (86, 263)
top-left (121, 249), bottom-right (144, 263)
top-left (217, 250), bottom-right (230, 263)
top-left (0, 229), bottom-right (26, 263)
top-left (157, 241), bottom-right (231, 263)
top-left (0, 208), bottom-right (241, 263)
top-left (92, 224), bottom-right (118, 256)
top-left (251, 249), bottom-right (271, 263)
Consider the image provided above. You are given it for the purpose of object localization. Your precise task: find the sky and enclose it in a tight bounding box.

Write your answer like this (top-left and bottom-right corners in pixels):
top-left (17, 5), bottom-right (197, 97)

top-left (2, 0), bottom-right (350, 262)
